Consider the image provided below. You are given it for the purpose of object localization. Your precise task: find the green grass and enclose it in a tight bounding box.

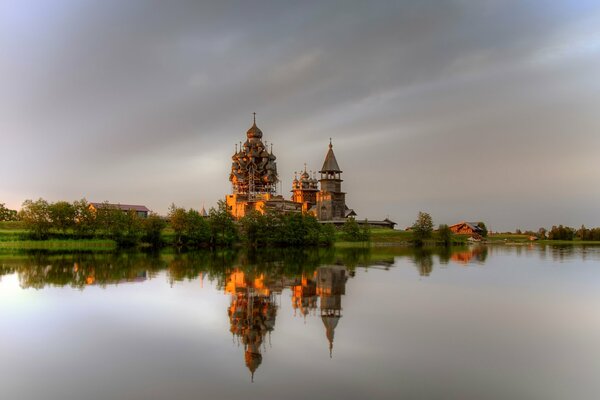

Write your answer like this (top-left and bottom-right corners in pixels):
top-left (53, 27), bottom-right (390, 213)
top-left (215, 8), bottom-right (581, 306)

top-left (0, 221), bottom-right (26, 230)
top-left (0, 229), bottom-right (28, 242)
top-left (486, 234), bottom-right (532, 243)
top-left (336, 228), bottom-right (469, 247)
top-left (0, 239), bottom-right (116, 251)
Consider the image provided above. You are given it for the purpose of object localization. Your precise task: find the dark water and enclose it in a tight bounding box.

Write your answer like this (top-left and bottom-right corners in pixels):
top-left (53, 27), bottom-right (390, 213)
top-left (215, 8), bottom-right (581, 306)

top-left (1, 245), bottom-right (599, 400)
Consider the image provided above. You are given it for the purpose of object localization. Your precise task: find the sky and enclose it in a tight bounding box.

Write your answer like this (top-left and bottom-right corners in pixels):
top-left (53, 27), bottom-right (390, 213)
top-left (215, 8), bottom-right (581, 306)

top-left (1, 0), bottom-right (599, 231)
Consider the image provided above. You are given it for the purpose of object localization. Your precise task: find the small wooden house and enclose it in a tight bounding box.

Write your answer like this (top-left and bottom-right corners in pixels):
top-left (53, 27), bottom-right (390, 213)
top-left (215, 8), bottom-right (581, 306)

top-left (89, 203), bottom-right (150, 218)
top-left (449, 221), bottom-right (483, 236)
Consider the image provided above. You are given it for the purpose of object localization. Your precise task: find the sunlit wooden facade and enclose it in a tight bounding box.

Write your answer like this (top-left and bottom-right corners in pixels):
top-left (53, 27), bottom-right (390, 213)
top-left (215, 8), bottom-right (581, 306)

top-left (226, 117), bottom-right (354, 221)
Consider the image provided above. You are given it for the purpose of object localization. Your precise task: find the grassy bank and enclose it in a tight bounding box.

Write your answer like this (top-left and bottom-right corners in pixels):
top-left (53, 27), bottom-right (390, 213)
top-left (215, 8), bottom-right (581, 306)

top-left (0, 239), bottom-right (116, 251)
top-left (336, 228), bottom-right (470, 247)
top-left (486, 233), bottom-right (600, 245)
top-left (3, 222), bottom-right (600, 251)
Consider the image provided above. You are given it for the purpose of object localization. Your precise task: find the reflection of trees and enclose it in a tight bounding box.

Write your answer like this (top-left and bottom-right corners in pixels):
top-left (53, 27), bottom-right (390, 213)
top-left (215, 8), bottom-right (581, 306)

top-left (412, 249), bottom-right (433, 276)
top-left (1, 252), bottom-right (165, 289)
top-left (0, 245), bottom-right (487, 288)
top-left (550, 245), bottom-right (575, 262)
top-left (438, 247), bottom-right (452, 265)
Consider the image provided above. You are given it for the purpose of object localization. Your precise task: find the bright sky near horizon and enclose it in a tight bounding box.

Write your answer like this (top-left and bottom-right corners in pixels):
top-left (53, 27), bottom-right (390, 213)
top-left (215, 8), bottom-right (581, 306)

top-left (1, 0), bottom-right (599, 231)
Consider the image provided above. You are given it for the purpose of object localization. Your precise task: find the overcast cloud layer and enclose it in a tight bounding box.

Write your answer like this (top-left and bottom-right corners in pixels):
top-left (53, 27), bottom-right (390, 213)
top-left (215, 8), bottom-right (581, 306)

top-left (1, 0), bottom-right (599, 231)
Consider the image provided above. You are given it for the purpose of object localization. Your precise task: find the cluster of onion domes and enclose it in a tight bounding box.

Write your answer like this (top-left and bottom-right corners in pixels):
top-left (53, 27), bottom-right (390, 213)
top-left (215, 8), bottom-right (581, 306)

top-left (229, 118), bottom-right (278, 194)
top-left (292, 166), bottom-right (318, 191)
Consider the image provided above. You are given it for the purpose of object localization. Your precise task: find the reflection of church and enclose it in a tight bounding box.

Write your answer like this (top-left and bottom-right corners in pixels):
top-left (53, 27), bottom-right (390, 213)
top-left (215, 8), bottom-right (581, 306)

top-left (226, 114), bottom-right (354, 220)
top-left (223, 266), bottom-right (348, 380)
top-left (225, 271), bottom-right (278, 382)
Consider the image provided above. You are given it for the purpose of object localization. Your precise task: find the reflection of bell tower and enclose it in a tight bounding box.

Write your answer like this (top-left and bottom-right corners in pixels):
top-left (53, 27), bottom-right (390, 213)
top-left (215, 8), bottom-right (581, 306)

top-left (316, 266), bottom-right (347, 357)
top-left (226, 270), bottom-right (277, 382)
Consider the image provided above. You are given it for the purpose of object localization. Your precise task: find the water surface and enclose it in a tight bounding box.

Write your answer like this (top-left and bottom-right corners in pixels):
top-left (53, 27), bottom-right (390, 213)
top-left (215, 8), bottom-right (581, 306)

top-left (1, 245), bottom-right (599, 400)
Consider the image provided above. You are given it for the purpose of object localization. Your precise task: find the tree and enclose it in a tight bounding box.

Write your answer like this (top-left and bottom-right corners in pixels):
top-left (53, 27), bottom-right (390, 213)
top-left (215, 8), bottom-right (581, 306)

top-left (73, 199), bottom-right (97, 237)
top-left (476, 221), bottom-right (488, 237)
top-left (49, 201), bottom-right (76, 234)
top-left (576, 225), bottom-right (587, 240)
top-left (437, 224), bottom-right (453, 247)
top-left (537, 227), bottom-right (547, 240)
top-left (141, 213), bottom-right (167, 246)
top-left (342, 217), bottom-right (362, 241)
top-left (208, 200), bottom-right (238, 246)
top-left (0, 203), bottom-right (18, 221)
top-left (239, 211), bottom-right (268, 246)
top-left (548, 225), bottom-right (575, 241)
top-left (412, 211), bottom-right (433, 246)
top-left (282, 213), bottom-right (307, 246)
top-left (108, 209), bottom-right (142, 247)
top-left (168, 204), bottom-right (188, 245)
top-left (320, 223), bottom-right (337, 246)
top-left (19, 199), bottom-right (52, 239)
top-left (186, 209), bottom-right (210, 246)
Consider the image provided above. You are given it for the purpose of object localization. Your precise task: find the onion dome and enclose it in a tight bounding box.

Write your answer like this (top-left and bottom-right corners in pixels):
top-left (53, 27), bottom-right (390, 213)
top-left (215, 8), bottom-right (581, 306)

top-left (246, 113), bottom-right (263, 139)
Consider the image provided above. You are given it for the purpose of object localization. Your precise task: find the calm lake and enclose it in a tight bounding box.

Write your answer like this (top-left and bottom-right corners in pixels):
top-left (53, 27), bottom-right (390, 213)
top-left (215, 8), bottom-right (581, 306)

top-left (1, 245), bottom-right (599, 400)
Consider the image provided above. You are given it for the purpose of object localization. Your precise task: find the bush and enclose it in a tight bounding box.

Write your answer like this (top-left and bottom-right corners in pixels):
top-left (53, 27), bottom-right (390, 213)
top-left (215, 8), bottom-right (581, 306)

top-left (341, 218), bottom-right (370, 242)
top-left (437, 224), bottom-right (453, 247)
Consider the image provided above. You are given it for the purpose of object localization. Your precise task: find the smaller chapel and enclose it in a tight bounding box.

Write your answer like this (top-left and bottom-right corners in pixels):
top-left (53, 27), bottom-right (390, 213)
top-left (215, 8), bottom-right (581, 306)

top-left (226, 115), bottom-right (355, 221)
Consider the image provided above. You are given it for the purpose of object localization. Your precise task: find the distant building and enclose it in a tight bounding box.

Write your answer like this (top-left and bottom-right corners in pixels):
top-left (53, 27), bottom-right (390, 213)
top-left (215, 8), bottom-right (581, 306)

top-left (89, 203), bottom-right (150, 218)
top-left (449, 221), bottom-right (483, 236)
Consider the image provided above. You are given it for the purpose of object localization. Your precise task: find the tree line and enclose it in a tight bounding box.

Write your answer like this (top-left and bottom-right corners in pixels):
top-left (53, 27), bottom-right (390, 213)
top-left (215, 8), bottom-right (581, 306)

top-left (8, 198), bottom-right (338, 248)
top-left (0, 203), bottom-right (18, 221)
top-left (509, 225), bottom-right (600, 241)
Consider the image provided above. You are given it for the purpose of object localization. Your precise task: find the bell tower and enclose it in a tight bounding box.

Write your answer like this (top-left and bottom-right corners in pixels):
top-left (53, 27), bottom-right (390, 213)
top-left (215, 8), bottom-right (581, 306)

top-left (316, 139), bottom-right (347, 220)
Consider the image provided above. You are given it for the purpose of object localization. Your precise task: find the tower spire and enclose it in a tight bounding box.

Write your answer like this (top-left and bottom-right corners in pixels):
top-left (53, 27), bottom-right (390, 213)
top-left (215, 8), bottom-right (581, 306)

top-left (253, 112), bottom-right (256, 125)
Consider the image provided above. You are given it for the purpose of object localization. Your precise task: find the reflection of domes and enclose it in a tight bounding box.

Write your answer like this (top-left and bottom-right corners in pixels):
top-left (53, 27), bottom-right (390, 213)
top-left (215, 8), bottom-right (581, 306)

top-left (245, 350), bottom-right (262, 382)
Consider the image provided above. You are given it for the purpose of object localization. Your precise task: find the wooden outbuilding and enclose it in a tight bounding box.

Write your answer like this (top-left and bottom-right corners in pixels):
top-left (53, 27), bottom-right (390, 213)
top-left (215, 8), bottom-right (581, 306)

top-left (449, 221), bottom-right (483, 236)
